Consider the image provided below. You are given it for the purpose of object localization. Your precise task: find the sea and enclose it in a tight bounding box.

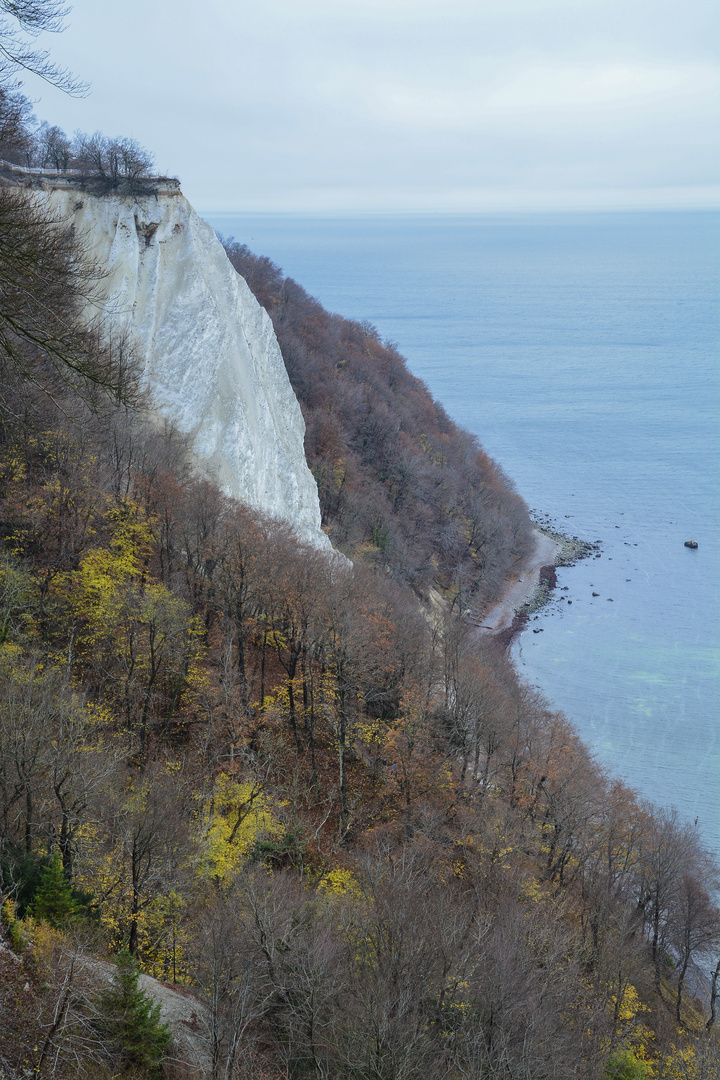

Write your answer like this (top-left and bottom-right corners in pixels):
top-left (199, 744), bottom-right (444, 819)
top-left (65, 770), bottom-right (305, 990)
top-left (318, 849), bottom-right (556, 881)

top-left (203, 210), bottom-right (720, 858)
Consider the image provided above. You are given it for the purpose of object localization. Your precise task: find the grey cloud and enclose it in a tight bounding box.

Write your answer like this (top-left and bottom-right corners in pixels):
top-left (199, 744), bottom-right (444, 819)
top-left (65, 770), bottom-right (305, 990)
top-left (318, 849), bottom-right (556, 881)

top-left (22, 0), bottom-right (720, 211)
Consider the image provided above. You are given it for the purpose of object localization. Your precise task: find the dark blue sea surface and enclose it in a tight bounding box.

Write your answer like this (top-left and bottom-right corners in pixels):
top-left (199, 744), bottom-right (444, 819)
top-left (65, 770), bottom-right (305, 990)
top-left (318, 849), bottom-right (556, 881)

top-left (204, 210), bottom-right (720, 855)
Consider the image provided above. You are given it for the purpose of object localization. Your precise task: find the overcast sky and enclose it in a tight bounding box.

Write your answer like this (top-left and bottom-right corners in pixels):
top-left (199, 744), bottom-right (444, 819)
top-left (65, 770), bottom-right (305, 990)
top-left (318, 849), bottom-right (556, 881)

top-left (18, 0), bottom-right (720, 212)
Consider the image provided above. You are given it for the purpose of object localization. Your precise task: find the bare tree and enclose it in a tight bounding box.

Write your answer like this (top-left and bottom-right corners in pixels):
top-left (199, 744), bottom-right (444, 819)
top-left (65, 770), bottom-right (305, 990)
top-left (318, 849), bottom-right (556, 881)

top-left (34, 119), bottom-right (70, 170)
top-left (671, 864), bottom-right (720, 1024)
top-left (708, 957), bottom-right (720, 1031)
top-left (72, 131), bottom-right (154, 194)
top-left (0, 184), bottom-right (140, 422)
top-left (636, 808), bottom-right (692, 987)
top-left (194, 896), bottom-right (274, 1080)
top-left (0, 83), bottom-right (34, 161)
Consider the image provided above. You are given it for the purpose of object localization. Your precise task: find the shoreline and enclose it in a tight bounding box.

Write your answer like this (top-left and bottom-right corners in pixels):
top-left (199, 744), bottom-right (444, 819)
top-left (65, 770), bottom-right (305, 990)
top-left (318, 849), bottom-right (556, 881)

top-left (476, 526), bottom-right (598, 647)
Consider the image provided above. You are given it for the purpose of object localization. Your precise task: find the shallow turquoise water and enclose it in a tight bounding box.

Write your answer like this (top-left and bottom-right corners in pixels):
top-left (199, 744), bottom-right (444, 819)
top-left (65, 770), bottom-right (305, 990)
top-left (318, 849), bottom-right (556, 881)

top-left (204, 210), bottom-right (720, 855)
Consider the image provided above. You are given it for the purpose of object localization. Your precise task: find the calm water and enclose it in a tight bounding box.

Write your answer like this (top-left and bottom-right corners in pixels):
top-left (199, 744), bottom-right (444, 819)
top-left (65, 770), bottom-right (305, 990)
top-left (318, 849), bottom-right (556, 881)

top-left (204, 210), bottom-right (720, 855)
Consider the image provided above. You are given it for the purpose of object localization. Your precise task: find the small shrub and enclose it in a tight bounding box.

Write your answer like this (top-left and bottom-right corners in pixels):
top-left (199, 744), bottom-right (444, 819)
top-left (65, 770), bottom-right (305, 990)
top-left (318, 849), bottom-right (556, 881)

top-left (605, 1050), bottom-right (650, 1080)
top-left (8, 917), bottom-right (24, 953)
top-left (0, 846), bottom-right (48, 916)
top-left (252, 828), bottom-right (305, 870)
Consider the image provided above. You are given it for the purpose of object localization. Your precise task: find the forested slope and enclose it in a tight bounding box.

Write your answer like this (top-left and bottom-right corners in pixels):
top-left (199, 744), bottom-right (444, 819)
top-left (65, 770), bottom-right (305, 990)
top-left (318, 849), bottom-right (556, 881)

top-left (2, 385), bottom-right (719, 1078)
top-left (0, 201), bottom-right (718, 1077)
top-left (0, 54), bottom-right (719, 1080)
top-left (224, 241), bottom-right (533, 609)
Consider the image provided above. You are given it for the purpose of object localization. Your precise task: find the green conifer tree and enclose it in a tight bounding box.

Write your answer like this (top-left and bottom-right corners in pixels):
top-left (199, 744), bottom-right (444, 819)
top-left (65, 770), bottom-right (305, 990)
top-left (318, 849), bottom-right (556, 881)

top-left (98, 949), bottom-right (172, 1077)
top-left (29, 850), bottom-right (79, 927)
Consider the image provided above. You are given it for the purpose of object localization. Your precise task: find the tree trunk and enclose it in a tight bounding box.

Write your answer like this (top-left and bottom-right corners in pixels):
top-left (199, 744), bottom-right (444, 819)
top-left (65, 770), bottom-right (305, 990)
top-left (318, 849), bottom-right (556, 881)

top-left (707, 958), bottom-right (719, 1030)
top-left (24, 787), bottom-right (32, 853)
top-left (338, 709), bottom-right (348, 827)
top-left (676, 947), bottom-right (690, 1024)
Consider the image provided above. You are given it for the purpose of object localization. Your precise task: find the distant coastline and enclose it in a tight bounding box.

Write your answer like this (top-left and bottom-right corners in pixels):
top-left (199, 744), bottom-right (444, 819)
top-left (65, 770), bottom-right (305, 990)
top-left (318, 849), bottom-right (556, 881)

top-left (202, 209), bottom-right (720, 855)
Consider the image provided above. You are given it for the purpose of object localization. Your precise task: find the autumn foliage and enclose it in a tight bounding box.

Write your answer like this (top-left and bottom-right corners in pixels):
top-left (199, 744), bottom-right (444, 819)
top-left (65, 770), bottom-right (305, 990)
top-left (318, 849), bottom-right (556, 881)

top-left (0, 333), bottom-right (718, 1078)
top-left (0, 121), bottom-right (718, 1079)
top-left (223, 240), bottom-right (533, 613)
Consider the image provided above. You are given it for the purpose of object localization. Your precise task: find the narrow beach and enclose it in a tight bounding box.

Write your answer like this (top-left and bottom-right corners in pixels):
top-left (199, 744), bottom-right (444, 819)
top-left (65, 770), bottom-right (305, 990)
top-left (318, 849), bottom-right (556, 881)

top-left (477, 529), bottom-right (560, 638)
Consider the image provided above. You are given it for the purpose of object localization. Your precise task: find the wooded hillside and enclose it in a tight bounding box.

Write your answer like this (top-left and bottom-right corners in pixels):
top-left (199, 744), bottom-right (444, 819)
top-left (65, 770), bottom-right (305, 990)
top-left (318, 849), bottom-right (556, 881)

top-left (0, 28), bottom-right (719, 1076)
top-left (0, 203), bottom-right (718, 1078)
top-left (224, 241), bottom-right (533, 611)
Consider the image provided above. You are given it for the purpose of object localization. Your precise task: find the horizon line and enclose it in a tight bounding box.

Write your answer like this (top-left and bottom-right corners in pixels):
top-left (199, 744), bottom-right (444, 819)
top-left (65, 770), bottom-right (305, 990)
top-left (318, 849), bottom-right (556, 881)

top-left (194, 185), bottom-right (720, 217)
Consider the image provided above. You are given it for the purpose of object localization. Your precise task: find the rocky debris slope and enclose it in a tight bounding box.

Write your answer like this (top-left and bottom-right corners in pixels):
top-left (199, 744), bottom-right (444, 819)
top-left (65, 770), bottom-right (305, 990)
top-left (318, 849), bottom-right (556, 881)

top-left (79, 954), bottom-right (211, 1074)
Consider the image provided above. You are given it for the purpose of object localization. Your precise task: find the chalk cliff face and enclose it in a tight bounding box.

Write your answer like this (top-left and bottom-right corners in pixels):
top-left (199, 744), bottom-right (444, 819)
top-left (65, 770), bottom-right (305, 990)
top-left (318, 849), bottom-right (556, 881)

top-left (42, 184), bottom-right (330, 550)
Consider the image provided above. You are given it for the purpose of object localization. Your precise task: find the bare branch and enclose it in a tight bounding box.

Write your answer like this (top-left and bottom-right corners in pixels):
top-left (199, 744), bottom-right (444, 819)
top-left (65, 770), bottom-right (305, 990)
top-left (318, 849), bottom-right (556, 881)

top-left (0, 1), bottom-right (88, 96)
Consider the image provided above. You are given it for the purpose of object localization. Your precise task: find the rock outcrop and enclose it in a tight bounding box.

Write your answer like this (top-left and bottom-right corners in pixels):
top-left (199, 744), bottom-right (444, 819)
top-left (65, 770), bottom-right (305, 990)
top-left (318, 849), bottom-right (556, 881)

top-left (33, 176), bottom-right (330, 549)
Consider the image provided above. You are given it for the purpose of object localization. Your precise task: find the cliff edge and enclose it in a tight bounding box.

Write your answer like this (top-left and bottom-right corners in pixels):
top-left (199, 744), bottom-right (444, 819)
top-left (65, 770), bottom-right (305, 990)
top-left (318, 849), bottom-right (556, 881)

top-left (28, 175), bottom-right (329, 550)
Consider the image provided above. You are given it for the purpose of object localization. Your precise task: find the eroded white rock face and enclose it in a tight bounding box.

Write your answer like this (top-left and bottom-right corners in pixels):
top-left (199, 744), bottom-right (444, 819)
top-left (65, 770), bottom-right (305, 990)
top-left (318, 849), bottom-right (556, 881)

top-left (43, 186), bottom-right (330, 550)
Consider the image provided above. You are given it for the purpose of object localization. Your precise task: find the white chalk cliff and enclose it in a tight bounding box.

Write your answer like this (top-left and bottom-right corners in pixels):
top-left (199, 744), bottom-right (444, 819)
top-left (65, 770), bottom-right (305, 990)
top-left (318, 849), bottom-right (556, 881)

top-left (41, 182), bottom-right (330, 550)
